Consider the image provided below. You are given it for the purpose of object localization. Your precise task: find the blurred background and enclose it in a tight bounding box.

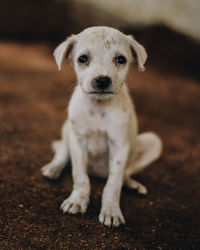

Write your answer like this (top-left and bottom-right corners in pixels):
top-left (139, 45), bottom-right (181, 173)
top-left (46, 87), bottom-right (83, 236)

top-left (0, 0), bottom-right (200, 249)
top-left (0, 0), bottom-right (200, 78)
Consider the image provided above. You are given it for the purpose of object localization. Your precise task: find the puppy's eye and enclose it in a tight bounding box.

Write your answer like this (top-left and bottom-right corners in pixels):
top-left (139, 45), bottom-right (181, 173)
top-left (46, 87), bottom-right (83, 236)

top-left (115, 55), bottom-right (127, 64)
top-left (78, 55), bottom-right (89, 64)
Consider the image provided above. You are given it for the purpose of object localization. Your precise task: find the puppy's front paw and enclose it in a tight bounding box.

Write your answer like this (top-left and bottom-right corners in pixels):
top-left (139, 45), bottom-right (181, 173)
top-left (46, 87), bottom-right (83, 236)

top-left (60, 192), bottom-right (89, 214)
top-left (41, 163), bottom-right (61, 179)
top-left (99, 203), bottom-right (125, 227)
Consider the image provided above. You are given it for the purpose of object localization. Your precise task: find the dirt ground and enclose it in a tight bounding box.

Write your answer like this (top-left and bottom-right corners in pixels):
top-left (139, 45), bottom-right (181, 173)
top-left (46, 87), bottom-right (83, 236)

top-left (0, 37), bottom-right (200, 249)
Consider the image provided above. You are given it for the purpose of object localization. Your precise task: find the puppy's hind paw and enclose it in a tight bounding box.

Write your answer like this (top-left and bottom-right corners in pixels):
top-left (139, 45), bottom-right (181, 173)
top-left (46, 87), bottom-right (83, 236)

top-left (41, 163), bottom-right (62, 179)
top-left (124, 177), bottom-right (148, 195)
top-left (137, 185), bottom-right (148, 195)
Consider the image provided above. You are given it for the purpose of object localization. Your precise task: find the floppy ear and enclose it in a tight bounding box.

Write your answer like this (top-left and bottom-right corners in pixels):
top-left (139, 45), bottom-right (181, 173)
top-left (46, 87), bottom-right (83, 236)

top-left (127, 35), bottom-right (147, 71)
top-left (53, 35), bottom-right (76, 71)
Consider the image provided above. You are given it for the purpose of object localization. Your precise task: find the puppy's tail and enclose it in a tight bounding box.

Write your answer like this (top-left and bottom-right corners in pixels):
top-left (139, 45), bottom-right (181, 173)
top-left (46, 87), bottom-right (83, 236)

top-left (126, 132), bottom-right (162, 176)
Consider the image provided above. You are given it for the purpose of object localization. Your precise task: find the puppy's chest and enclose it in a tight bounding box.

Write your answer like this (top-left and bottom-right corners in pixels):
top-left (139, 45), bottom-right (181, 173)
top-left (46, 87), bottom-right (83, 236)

top-left (71, 108), bottom-right (106, 135)
top-left (71, 110), bottom-right (108, 156)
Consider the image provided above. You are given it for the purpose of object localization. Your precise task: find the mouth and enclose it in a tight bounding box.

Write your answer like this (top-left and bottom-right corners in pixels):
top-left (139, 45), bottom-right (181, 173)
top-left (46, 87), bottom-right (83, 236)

top-left (89, 91), bottom-right (114, 95)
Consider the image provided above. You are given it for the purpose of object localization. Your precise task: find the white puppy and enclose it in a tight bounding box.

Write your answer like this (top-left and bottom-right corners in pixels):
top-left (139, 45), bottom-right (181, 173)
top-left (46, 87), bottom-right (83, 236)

top-left (41, 26), bottom-right (162, 227)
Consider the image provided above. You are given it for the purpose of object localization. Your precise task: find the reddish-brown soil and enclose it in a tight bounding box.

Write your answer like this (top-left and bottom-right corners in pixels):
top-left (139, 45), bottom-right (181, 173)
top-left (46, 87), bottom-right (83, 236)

top-left (0, 41), bottom-right (199, 249)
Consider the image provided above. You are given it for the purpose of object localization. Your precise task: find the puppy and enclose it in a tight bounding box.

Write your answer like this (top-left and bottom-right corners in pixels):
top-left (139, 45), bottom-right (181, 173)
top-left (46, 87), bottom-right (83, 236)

top-left (41, 26), bottom-right (162, 227)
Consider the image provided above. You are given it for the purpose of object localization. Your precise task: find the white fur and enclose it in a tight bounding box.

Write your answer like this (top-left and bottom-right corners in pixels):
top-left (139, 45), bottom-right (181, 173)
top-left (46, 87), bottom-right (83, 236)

top-left (41, 26), bottom-right (162, 227)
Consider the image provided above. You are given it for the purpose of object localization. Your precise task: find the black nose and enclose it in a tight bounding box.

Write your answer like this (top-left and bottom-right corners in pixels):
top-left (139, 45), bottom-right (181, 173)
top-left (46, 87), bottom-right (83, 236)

top-left (95, 76), bottom-right (111, 89)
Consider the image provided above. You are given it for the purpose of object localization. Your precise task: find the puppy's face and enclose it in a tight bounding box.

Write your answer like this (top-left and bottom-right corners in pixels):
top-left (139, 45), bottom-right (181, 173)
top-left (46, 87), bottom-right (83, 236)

top-left (54, 27), bottom-right (147, 99)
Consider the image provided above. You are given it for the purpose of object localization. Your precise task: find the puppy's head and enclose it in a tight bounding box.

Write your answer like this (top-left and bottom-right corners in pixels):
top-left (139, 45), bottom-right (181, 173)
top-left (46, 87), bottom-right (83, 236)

top-left (54, 26), bottom-right (147, 99)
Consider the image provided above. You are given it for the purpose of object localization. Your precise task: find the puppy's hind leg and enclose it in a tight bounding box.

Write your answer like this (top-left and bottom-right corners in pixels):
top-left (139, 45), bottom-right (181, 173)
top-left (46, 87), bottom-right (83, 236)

top-left (124, 132), bottom-right (162, 194)
top-left (41, 122), bottom-right (70, 179)
top-left (41, 140), bottom-right (69, 179)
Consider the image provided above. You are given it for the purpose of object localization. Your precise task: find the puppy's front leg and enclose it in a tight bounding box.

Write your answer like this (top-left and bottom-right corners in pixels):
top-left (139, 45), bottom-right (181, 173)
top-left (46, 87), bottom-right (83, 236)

top-left (61, 130), bottom-right (90, 214)
top-left (99, 141), bottom-right (129, 227)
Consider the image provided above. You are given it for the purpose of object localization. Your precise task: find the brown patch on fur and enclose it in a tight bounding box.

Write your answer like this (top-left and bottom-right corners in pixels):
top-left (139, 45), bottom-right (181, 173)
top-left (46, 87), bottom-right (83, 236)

top-left (122, 105), bottom-right (127, 112)
top-left (97, 99), bottom-right (103, 104)
top-left (90, 110), bottom-right (94, 116)
top-left (71, 119), bottom-right (75, 125)
top-left (116, 161), bottom-right (121, 165)
top-left (109, 137), bottom-right (115, 146)
top-left (105, 38), bottom-right (116, 49)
